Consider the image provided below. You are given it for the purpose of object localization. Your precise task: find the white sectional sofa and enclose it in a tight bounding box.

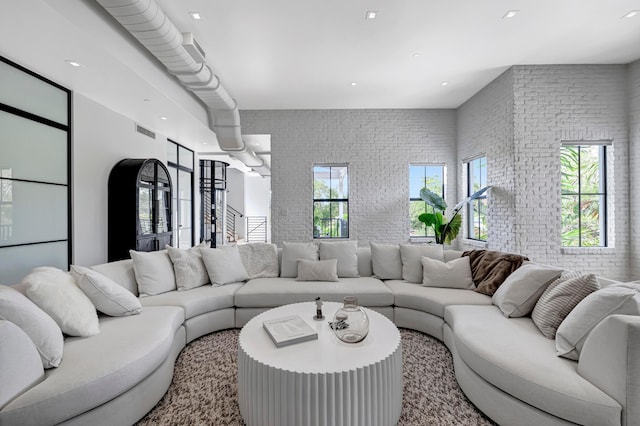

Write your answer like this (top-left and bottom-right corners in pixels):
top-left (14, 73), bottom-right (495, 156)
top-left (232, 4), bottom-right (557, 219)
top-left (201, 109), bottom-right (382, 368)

top-left (1, 244), bottom-right (638, 426)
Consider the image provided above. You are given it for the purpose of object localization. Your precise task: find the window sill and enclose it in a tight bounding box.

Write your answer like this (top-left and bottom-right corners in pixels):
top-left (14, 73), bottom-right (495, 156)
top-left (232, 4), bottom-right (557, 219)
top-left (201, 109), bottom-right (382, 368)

top-left (409, 237), bottom-right (438, 244)
top-left (560, 247), bottom-right (615, 255)
top-left (462, 239), bottom-right (488, 249)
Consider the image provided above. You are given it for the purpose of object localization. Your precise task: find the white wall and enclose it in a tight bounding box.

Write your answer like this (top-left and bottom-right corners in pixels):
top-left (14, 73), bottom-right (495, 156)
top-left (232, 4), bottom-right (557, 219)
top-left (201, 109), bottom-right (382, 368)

top-left (72, 93), bottom-right (167, 266)
top-left (226, 168), bottom-right (247, 240)
top-left (629, 60), bottom-right (640, 278)
top-left (245, 175), bottom-right (272, 242)
top-left (240, 109), bottom-right (457, 246)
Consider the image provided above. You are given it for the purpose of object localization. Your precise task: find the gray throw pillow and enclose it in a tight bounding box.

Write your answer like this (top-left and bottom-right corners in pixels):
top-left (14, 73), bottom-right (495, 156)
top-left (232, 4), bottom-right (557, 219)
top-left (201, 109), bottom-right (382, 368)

top-left (70, 265), bottom-right (143, 316)
top-left (238, 243), bottom-right (279, 279)
top-left (296, 259), bottom-right (339, 282)
top-left (532, 272), bottom-right (599, 339)
top-left (130, 250), bottom-right (177, 297)
top-left (200, 245), bottom-right (250, 286)
top-left (421, 256), bottom-right (474, 289)
top-left (280, 242), bottom-right (319, 278)
top-left (319, 241), bottom-right (359, 278)
top-left (166, 243), bottom-right (210, 291)
top-left (400, 244), bottom-right (445, 283)
top-left (370, 243), bottom-right (403, 280)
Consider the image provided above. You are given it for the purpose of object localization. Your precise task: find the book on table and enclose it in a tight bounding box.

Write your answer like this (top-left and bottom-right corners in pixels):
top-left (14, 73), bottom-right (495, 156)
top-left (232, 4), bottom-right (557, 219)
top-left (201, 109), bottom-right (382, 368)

top-left (263, 315), bottom-right (318, 347)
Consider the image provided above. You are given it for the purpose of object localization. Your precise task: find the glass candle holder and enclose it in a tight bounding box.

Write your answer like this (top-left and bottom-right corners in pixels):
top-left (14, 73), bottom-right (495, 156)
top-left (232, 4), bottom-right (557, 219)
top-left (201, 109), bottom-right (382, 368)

top-left (332, 296), bottom-right (369, 343)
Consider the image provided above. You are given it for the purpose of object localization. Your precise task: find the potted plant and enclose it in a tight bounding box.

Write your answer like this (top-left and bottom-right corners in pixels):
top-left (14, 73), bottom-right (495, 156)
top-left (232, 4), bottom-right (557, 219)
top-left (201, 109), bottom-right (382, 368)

top-left (418, 186), bottom-right (490, 244)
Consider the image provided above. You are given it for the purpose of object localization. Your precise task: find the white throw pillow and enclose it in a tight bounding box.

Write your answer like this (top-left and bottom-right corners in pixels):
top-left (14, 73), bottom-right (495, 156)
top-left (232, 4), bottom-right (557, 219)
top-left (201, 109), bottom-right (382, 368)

top-left (319, 241), bottom-right (359, 278)
top-left (166, 244), bottom-right (210, 291)
top-left (237, 243), bottom-right (280, 279)
top-left (370, 242), bottom-right (403, 280)
top-left (129, 250), bottom-right (177, 297)
top-left (200, 245), bottom-right (250, 286)
top-left (555, 282), bottom-right (640, 360)
top-left (421, 256), bottom-right (474, 289)
top-left (70, 265), bottom-right (142, 316)
top-left (22, 267), bottom-right (99, 337)
top-left (296, 259), bottom-right (339, 282)
top-left (280, 242), bottom-right (319, 278)
top-left (0, 285), bottom-right (64, 368)
top-left (400, 244), bottom-right (445, 283)
top-left (491, 264), bottom-right (563, 318)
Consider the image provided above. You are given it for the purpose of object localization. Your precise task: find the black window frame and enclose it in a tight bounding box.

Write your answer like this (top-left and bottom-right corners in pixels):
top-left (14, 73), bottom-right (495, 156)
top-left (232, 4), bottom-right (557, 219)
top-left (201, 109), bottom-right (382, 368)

top-left (166, 140), bottom-right (195, 248)
top-left (313, 164), bottom-right (349, 239)
top-left (409, 164), bottom-right (446, 239)
top-left (465, 156), bottom-right (488, 242)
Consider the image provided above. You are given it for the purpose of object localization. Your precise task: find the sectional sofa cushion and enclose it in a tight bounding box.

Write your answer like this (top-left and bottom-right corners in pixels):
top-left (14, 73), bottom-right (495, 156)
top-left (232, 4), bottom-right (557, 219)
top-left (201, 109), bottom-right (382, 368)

top-left (400, 244), bottom-right (444, 283)
top-left (166, 244), bottom-right (210, 291)
top-left (421, 256), bottom-right (474, 289)
top-left (0, 285), bottom-right (63, 369)
top-left (238, 243), bottom-right (279, 279)
top-left (0, 306), bottom-right (184, 426)
top-left (532, 272), bottom-right (599, 339)
top-left (140, 284), bottom-right (242, 319)
top-left (0, 320), bottom-right (44, 409)
top-left (319, 241), bottom-right (359, 278)
top-left (444, 305), bottom-right (621, 426)
top-left (296, 259), bottom-right (339, 282)
top-left (70, 265), bottom-right (142, 316)
top-left (491, 263), bottom-right (563, 318)
top-left (280, 242), bottom-right (319, 278)
top-left (130, 250), bottom-right (177, 297)
top-left (91, 259), bottom-right (138, 296)
top-left (356, 247), bottom-right (374, 277)
top-left (200, 246), bottom-right (249, 286)
top-left (22, 267), bottom-right (99, 337)
top-left (235, 277), bottom-right (393, 308)
top-left (370, 242), bottom-right (403, 280)
top-left (555, 282), bottom-right (640, 360)
top-left (386, 280), bottom-right (491, 318)
top-left (462, 250), bottom-right (528, 296)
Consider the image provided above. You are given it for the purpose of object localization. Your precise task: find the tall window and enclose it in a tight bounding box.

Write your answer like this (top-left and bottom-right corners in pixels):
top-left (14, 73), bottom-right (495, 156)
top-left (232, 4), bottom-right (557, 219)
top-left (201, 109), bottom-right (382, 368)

top-left (409, 164), bottom-right (445, 238)
top-left (560, 144), bottom-right (608, 247)
top-left (466, 156), bottom-right (488, 241)
top-left (167, 141), bottom-right (194, 248)
top-left (313, 164), bottom-right (349, 238)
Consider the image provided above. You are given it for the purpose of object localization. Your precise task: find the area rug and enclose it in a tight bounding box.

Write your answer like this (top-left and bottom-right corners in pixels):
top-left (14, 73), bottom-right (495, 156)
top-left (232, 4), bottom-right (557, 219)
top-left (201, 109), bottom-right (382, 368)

top-left (136, 328), bottom-right (496, 425)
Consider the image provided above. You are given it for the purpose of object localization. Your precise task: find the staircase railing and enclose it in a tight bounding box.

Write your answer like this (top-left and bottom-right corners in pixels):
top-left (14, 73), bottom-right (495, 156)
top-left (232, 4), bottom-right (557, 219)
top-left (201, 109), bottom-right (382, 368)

top-left (246, 216), bottom-right (267, 242)
top-left (226, 205), bottom-right (243, 242)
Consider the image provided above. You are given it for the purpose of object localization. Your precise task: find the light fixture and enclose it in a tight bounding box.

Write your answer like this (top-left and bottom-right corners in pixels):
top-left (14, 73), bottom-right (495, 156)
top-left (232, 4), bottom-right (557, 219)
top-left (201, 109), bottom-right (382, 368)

top-left (65, 60), bottom-right (81, 67)
top-left (202, 142), bottom-right (208, 145)
top-left (365, 11), bottom-right (377, 20)
top-left (623, 10), bottom-right (638, 18)
top-left (441, 81), bottom-right (449, 86)
top-left (502, 10), bottom-right (519, 19)
top-left (350, 82), bottom-right (358, 86)
top-left (143, 98), bottom-right (151, 102)
top-left (412, 53), bottom-right (420, 58)
top-left (160, 116), bottom-right (168, 120)
top-left (189, 11), bottom-right (202, 20)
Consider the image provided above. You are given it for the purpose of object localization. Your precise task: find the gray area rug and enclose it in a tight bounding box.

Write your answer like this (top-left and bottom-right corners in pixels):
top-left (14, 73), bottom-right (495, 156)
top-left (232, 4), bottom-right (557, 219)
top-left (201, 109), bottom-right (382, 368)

top-left (137, 329), bottom-right (496, 425)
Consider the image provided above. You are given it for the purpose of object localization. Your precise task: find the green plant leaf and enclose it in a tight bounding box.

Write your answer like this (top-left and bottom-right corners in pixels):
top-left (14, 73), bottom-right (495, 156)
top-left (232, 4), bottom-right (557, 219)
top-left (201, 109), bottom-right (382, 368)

top-left (420, 188), bottom-right (447, 211)
top-left (443, 214), bottom-right (462, 244)
top-left (418, 212), bottom-right (437, 226)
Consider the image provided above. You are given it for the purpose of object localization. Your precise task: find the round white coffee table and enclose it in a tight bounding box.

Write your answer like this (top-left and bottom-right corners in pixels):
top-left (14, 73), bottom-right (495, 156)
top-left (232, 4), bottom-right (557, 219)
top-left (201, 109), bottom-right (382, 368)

top-left (238, 302), bottom-right (403, 426)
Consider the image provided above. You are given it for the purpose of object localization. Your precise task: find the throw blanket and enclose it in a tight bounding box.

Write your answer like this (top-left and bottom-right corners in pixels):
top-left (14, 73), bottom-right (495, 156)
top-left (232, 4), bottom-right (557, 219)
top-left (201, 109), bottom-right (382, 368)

top-left (462, 250), bottom-right (529, 296)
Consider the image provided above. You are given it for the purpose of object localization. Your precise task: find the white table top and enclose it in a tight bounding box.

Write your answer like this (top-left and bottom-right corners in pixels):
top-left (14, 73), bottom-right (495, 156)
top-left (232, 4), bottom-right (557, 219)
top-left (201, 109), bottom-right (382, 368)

top-left (238, 301), bottom-right (401, 374)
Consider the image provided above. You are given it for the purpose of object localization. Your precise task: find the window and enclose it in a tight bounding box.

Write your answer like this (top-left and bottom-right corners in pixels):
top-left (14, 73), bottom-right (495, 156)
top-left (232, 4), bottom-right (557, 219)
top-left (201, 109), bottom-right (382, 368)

top-left (409, 164), bottom-right (445, 238)
top-left (560, 144), bottom-right (608, 247)
top-left (466, 156), bottom-right (488, 241)
top-left (313, 165), bottom-right (348, 238)
top-left (167, 141), bottom-right (194, 248)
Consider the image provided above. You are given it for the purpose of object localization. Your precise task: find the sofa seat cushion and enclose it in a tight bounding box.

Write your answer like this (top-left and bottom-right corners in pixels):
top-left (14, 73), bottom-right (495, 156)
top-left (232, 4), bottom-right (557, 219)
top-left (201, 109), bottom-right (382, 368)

top-left (444, 305), bottom-right (621, 426)
top-left (386, 280), bottom-right (491, 317)
top-left (140, 284), bottom-right (242, 319)
top-left (0, 306), bottom-right (184, 426)
top-left (235, 277), bottom-right (393, 307)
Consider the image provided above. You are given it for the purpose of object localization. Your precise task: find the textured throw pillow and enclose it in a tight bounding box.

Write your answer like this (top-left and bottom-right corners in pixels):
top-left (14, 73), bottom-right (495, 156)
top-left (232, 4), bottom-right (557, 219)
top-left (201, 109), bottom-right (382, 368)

top-left (0, 285), bottom-right (64, 368)
top-left (491, 264), bottom-right (563, 318)
top-left (400, 244), bottom-right (445, 283)
top-left (200, 245), bottom-right (250, 286)
top-left (296, 259), bottom-right (339, 282)
top-left (129, 250), bottom-right (177, 297)
top-left (421, 256), bottom-right (474, 289)
top-left (555, 282), bottom-right (640, 360)
top-left (462, 250), bottom-right (529, 296)
top-left (319, 241), bottom-right (359, 278)
top-left (370, 242), bottom-right (403, 280)
top-left (166, 244), bottom-right (210, 291)
top-left (532, 272), bottom-right (599, 339)
top-left (70, 265), bottom-right (142, 316)
top-left (237, 243), bottom-right (279, 279)
top-left (280, 242), bottom-right (319, 278)
top-left (22, 267), bottom-right (99, 337)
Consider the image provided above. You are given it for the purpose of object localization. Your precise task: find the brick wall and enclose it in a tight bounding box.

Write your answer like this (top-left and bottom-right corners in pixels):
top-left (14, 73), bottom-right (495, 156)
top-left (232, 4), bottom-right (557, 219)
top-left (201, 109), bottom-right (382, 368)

top-left (629, 60), bottom-right (640, 278)
top-left (240, 109), bottom-right (457, 246)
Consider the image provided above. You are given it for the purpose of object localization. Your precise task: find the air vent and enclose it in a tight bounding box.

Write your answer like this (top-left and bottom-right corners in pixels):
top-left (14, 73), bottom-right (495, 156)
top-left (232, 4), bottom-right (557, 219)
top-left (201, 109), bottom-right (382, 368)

top-left (182, 33), bottom-right (206, 63)
top-left (135, 123), bottom-right (156, 139)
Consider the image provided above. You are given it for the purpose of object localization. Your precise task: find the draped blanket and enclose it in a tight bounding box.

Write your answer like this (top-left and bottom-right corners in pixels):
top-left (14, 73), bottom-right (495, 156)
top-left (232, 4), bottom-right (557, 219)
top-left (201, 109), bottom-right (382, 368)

top-left (462, 250), bottom-right (529, 296)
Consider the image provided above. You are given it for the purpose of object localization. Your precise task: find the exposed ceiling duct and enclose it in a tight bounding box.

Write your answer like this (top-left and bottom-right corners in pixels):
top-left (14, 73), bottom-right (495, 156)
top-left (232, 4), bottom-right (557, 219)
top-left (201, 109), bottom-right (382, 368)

top-left (95, 0), bottom-right (270, 176)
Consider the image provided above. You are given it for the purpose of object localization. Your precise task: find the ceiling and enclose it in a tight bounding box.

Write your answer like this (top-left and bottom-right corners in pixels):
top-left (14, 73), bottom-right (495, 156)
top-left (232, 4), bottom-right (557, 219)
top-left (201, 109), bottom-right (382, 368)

top-left (1, 0), bottom-right (639, 151)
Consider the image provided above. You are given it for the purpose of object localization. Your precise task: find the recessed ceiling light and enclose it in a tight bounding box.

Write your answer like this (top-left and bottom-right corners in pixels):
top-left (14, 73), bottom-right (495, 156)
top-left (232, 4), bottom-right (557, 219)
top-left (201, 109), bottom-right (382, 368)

top-left (189, 11), bottom-right (202, 20)
top-left (65, 60), bottom-right (81, 67)
top-left (350, 82), bottom-right (358, 86)
top-left (365, 11), bottom-right (377, 20)
top-left (441, 81), bottom-right (449, 86)
top-left (202, 142), bottom-right (208, 145)
top-left (160, 116), bottom-right (168, 120)
top-left (143, 98), bottom-right (151, 102)
top-left (502, 10), bottom-right (519, 19)
top-left (412, 53), bottom-right (420, 58)
top-left (623, 10), bottom-right (638, 18)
